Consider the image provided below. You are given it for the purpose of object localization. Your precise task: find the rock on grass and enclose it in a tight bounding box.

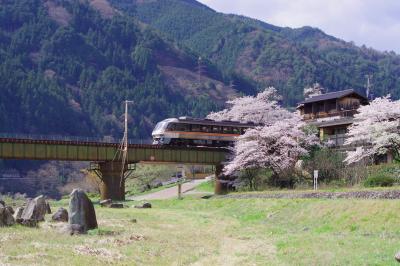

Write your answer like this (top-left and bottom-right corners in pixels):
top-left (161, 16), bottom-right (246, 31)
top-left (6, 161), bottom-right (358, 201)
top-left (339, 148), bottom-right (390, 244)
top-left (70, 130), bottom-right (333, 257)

top-left (68, 189), bottom-right (97, 234)
top-left (0, 205), bottom-right (15, 226)
top-left (20, 195), bottom-right (50, 226)
top-left (52, 207), bottom-right (68, 222)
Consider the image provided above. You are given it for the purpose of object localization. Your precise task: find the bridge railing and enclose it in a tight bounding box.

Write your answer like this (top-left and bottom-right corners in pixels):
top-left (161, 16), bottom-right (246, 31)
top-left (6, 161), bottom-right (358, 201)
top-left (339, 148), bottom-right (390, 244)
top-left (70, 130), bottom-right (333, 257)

top-left (0, 133), bottom-right (152, 145)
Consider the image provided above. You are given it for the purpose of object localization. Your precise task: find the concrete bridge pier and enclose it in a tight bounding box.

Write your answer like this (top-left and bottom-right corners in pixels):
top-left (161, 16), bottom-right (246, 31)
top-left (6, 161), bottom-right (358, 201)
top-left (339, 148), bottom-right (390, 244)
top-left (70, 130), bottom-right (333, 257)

top-left (214, 164), bottom-right (229, 195)
top-left (98, 162), bottom-right (127, 201)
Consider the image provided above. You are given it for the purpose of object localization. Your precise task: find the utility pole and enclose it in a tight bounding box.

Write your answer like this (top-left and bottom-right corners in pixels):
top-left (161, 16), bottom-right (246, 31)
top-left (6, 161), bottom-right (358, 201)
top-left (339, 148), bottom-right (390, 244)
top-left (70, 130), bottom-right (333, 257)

top-left (177, 165), bottom-right (185, 200)
top-left (365, 74), bottom-right (373, 99)
top-left (114, 100), bottom-right (134, 187)
top-left (121, 100), bottom-right (134, 180)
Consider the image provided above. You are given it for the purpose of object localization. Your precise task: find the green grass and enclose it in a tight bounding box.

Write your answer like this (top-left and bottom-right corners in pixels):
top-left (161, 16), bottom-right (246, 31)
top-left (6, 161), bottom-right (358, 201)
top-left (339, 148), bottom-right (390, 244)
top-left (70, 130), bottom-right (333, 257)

top-left (1, 195), bottom-right (400, 265)
top-left (194, 180), bottom-right (214, 192)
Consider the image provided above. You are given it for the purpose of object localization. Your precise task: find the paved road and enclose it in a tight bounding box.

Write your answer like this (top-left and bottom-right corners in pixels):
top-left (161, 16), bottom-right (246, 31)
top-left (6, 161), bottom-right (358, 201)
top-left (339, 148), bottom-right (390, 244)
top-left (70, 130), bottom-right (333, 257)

top-left (130, 178), bottom-right (211, 200)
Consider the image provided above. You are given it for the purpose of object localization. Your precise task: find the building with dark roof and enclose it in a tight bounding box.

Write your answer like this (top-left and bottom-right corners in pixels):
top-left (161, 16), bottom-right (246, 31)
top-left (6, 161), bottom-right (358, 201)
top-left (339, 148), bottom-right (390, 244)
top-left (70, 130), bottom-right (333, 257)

top-left (297, 89), bottom-right (369, 146)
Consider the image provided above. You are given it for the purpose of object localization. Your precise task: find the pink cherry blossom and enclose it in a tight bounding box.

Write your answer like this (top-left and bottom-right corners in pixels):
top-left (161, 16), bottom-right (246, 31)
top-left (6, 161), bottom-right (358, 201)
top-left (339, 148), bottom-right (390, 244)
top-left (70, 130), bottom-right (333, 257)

top-left (344, 95), bottom-right (400, 164)
top-left (207, 87), bottom-right (292, 125)
top-left (209, 88), bottom-right (319, 175)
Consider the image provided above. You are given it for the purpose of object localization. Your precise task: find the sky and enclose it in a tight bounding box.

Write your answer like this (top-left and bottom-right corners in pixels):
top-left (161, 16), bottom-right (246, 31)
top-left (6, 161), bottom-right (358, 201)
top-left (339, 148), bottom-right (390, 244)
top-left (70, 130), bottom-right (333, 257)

top-left (198, 0), bottom-right (400, 53)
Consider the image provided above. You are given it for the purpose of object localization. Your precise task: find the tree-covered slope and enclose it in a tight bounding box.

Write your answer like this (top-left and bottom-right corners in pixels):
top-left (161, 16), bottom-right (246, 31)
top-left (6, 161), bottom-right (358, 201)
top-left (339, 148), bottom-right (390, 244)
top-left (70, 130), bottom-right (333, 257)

top-left (110, 0), bottom-right (400, 105)
top-left (2, 0), bottom-right (400, 139)
top-left (0, 0), bottom-right (237, 138)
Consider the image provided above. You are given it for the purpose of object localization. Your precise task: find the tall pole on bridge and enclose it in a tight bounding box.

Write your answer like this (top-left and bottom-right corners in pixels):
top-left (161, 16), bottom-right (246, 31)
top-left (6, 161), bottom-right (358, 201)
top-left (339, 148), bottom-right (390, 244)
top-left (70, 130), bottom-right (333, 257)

top-left (114, 100), bottom-right (134, 190)
top-left (121, 100), bottom-right (134, 181)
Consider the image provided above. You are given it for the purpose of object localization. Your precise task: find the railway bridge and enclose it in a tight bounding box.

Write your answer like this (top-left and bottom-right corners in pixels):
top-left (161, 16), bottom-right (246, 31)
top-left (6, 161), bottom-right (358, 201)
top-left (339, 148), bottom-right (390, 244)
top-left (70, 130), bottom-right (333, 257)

top-left (0, 135), bottom-right (229, 200)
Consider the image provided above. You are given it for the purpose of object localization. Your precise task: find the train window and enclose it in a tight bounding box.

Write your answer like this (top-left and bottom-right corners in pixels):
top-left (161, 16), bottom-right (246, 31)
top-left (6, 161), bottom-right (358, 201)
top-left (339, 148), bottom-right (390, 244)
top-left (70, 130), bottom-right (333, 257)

top-left (154, 122), bottom-right (167, 132)
top-left (167, 123), bottom-right (177, 131)
top-left (192, 124), bottom-right (201, 132)
top-left (212, 126), bottom-right (221, 133)
top-left (172, 123), bottom-right (187, 131)
top-left (223, 127), bottom-right (232, 134)
top-left (182, 124), bottom-right (191, 131)
top-left (200, 125), bottom-right (209, 132)
top-left (232, 127), bottom-right (240, 134)
top-left (166, 123), bottom-right (174, 131)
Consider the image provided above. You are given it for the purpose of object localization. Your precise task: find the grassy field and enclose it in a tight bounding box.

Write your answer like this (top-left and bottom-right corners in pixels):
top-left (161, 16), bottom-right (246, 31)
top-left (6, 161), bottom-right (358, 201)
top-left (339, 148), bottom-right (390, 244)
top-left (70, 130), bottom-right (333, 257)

top-left (192, 180), bottom-right (214, 193)
top-left (1, 195), bottom-right (400, 265)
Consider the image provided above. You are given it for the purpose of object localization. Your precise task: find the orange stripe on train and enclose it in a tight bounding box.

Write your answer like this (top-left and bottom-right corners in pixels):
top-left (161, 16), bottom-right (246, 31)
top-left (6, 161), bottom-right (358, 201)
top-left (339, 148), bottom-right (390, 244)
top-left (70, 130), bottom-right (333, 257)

top-left (168, 131), bottom-right (241, 137)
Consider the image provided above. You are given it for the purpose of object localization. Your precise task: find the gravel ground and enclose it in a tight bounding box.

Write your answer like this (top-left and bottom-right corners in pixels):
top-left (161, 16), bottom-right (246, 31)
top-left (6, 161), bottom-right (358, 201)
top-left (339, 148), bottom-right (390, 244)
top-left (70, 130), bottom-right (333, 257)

top-left (218, 190), bottom-right (400, 200)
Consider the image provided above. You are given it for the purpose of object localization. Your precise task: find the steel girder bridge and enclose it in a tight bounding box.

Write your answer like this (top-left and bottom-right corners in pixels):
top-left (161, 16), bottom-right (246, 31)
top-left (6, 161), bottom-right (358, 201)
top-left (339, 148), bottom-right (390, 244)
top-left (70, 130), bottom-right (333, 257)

top-left (0, 136), bottom-right (228, 200)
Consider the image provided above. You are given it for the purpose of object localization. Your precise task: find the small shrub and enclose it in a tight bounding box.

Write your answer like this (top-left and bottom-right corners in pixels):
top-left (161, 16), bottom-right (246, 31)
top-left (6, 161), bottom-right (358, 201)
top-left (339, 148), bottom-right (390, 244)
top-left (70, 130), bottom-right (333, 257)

top-left (363, 174), bottom-right (395, 187)
top-left (367, 163), bottom-right (400, 182)
top-left (303, 148), bottom-right (368, 186)
top-left (236, 169), bottom-right (273, 191)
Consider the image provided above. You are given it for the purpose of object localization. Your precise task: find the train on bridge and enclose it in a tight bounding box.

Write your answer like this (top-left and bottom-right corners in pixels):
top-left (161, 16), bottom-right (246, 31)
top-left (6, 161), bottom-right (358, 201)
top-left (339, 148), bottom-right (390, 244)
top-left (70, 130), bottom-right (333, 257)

top-left (152, 117), bottom-right (257, 147)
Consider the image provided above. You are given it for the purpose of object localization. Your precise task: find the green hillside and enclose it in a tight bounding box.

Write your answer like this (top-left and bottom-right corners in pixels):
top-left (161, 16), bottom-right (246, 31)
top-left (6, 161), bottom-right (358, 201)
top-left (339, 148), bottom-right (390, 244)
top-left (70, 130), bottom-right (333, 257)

top-left (0, 0), bottom-right (237, 138)
top-left (1, 0), bottom-right (400, 137)
top-left (110, 0), bottom-right (400, 105)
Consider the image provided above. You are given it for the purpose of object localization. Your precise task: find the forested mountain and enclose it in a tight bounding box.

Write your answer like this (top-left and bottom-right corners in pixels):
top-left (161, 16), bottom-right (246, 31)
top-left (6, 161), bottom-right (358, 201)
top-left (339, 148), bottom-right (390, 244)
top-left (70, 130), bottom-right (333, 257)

top-left (2, 0), bottom-right (400, 193)
top-left (110, 0), bottom-right (400, 106)
top-left (0, 0), bottom-right (239, 139)
top-left (1, 0), bottom-right (400, 139)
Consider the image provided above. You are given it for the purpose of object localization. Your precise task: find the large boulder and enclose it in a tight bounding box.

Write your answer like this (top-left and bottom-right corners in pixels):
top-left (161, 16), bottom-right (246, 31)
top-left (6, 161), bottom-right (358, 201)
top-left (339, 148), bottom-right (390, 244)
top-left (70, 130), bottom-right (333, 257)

top-left (5, 206), bottom-right (14, 215)
top-left (69, 189), bottom-right (97, 233)
top-left (13, 207), bottom-right (24, 223)
top-left (52, 207), bottom-right (68, 222)
top-left (20, 195), bottom-right (49, 225)
top-left (0, 206), bottom-right (15, 226)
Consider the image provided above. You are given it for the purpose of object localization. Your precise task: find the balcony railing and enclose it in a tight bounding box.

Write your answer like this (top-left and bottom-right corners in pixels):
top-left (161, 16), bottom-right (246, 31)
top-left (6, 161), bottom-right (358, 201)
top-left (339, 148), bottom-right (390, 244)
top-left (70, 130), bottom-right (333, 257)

top-left (324, 133), bottom-right (370, 148)
top-left (303, 109), bottom-right (358, 121)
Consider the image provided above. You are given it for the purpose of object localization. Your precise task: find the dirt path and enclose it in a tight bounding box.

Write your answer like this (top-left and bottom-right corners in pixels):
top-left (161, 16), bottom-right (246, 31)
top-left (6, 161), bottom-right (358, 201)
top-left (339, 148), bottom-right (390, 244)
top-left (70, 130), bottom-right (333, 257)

top-left (130, 178), bottom-right (211, 200)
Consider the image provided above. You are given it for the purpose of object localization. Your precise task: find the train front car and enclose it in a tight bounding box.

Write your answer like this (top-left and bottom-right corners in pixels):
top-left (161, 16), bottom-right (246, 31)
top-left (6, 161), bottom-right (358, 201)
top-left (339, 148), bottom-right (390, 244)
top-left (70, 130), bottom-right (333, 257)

top-left (152, 118), bottom-right (179, 145)
top-left (152, 117), bottom-right (256, 147)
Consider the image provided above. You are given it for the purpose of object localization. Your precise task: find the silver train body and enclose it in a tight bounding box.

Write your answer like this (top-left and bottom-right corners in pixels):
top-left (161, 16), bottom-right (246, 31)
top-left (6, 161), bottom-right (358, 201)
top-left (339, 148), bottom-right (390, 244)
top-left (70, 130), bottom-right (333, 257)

top-left (152, 117), bottom-right (257, 147)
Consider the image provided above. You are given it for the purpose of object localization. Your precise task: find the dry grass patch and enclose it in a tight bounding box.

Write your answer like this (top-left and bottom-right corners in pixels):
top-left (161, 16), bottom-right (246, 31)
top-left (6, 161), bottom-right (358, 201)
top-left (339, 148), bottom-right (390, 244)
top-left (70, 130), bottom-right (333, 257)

top-left (0, 197), bottom-right (399, 265)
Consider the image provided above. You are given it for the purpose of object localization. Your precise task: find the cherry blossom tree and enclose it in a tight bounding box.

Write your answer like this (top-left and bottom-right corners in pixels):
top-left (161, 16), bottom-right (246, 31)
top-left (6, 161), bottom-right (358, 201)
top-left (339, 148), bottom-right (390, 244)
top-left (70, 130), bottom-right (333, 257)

top-left (209, 88), bottom-right (319, 179)
top-left (344, 96), bottom-right (400, 164)
top-left (224, 115), bottom-right (318, 176)
top-left (207, 87), bottom-right (292, 125)
top-left (303, 83), bottom-right (324, 99)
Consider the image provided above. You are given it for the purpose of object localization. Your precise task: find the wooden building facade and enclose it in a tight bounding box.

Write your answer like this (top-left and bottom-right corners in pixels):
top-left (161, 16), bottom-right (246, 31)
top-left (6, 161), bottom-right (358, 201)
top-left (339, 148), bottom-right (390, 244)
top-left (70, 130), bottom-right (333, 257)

top-left (297, 89), bottom-right (369, 147)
